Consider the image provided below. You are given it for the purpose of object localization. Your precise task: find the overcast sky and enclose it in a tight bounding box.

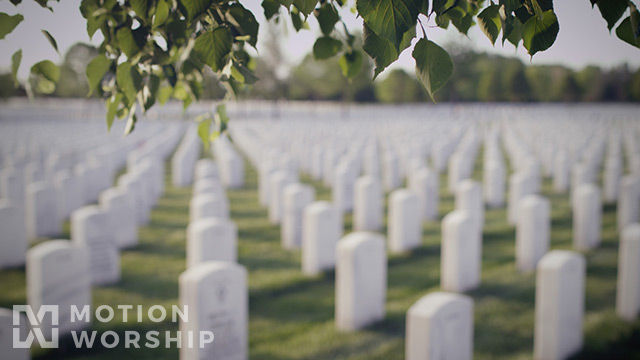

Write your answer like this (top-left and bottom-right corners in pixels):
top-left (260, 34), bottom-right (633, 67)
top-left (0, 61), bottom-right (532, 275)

top-left (1, 0), bottom-right (638, 80)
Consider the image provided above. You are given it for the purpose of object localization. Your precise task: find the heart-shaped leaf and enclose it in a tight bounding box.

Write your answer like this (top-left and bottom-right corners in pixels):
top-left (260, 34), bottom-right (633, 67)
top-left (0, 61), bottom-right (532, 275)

top-left (412, 38), bottom-right (453, 101)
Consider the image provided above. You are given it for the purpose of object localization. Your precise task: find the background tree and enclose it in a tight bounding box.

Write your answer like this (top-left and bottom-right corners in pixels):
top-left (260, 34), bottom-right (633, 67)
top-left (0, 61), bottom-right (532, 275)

top-left (1, 0), bottom-right (638, 138)
top-left (374, 69), bottom-right (425, 103)
top-left (55, 43), bottom-right (98, 98)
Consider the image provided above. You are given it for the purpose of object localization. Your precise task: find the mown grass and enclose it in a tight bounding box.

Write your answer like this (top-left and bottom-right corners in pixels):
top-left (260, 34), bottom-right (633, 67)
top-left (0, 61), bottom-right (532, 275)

top-left (1, 145), bottom-right (639, 359)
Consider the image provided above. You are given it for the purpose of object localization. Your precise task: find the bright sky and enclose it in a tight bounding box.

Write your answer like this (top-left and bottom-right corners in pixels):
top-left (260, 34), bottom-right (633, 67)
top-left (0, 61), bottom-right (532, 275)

top-left (1, 0), bottom-right (638, 81)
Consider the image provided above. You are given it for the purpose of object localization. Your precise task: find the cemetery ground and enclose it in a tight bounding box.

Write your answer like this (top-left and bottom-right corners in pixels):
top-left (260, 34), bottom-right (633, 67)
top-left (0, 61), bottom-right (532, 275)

top-left (1, 148), bottom-right (639, 359)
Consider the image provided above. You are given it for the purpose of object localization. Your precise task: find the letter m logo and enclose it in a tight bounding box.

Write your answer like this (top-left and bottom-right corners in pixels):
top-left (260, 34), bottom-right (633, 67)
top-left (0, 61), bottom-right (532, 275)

top-left (13, 305), bottom-right (59, 349)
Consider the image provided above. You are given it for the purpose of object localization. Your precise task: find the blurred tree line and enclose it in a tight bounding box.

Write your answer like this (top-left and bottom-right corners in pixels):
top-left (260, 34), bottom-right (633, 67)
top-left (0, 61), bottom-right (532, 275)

top-left (2, 40), bottom-right (639, 103)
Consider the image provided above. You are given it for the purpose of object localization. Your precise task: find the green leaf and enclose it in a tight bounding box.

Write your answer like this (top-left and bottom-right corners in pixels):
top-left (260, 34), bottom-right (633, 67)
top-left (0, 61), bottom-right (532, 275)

top-left (357, 0), bottom-right (420, 50)
top-left (478, 4), bottom-right (502, 45)
top-left (291, 9), bottom-right (305, 31)
top-left (130, 0), bottom-right (150, 22)
top-left (11, 49), bottom-right (21, 88)
top-left (125, 111), bottom-right (137, 135)
top-left (226, 3), bottom-right (260, 47)
top-left (363, 22), bottom-right (415, 79)
top-left (198, 116), bottom-right (212, 147)
top-left (522, 9), bottom-right (559, 57)
top-left (278, 0), bottom-right (294, 8)
top-left (10, 0), bottom-right (22, 5)
top-left (262, 0), bottom-right (281, 19)
top-left (315, 3), bottom-right (340, 36)
top-left (216, 103), bottom-right (229, 133)
top-left (432, 0), bottom-right (456, 14)
top-left (616, 15), bottom-right (640, 48)
top-left (501, 0), bottom-right (523, 13)
top-left (143, 76), bottom-right (161, 107)
top-left (231, 61), bottom-right (259, 84)
top-left (451, 13), bottom-right (474, 34)
top-left (157, 86), bottom-right (173, 104)
top-left (514, 4), bottom-right (533, 24)
top-left (86, 55), bottom-right (111, 96)
top-left (0, 13), bottom-right (24, 40)
top-left (116, 62), bottom-right (142, 104)
top-left (154, 0), bottom-right (170, 28)
top-left (293, 0), bottom-right (318, 16)
top-left (106, 93), bottom-right (123, 131)
top-left (436, 14), bottom-right (450, 29)
top-left (41, 30), bottom-right (59, 54)
top-left (593, 0), bottom-right (628, 31)
top-left (312, 36), bottom-right (342, 59)
top-left (179, 0), bottom-right (213, 22)
top-left (163, 65), bottom-right (177, 87)
top-left (30, 60), bottom-right (60, 82)
top-left (504, 16), bottom-right (523, 47)
top-left (339, 50), bottom-right (363, 78)
top-left (632, 3), bottom-right (640, 40)
top-left (412, 38), bottom-right (453, 101)
top-left (80, 0), bottom-right (107, 39)
top-left (193, 27), bottom-right (233, 71)
top-left (116, 28), bottom-right (143, 58)
top-left (30, 60), bottom-right (60, 95)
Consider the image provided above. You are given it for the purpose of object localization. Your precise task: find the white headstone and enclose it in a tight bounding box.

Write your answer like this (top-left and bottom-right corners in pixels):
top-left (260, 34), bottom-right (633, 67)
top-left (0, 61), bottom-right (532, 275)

top-left (603, 156), bottom-right (622, 203)
top-left (134, 161), bottom-right (160, 207)
top-left (507, 172), bottom-right (536, 226)
top-left (571, 163), bottom-right (593, 205)
top-left (553, 151), bottom-right (569, 193)
top-left (99, 187), bottom-right (138, 249)
top-left (1, 168), bottom-right (25, 206)
top-left (455, 179), bottom-right (484, 235)
top-left (534, 250), bottom-right (585, 360)
top-left (118, 174), bottom-right (150, 226)
top-left (353, 176), bottom-right (383, 231)
top-left (573, 184), bottom-right (602, 251)
top-left (190, 194), bottom-right (230, 223)
top-left (484, 160), bottom-right (505, 208)
top-left (516, 195), bottom-right (550, 272)
top-left (179, 262), bottom-right (247, 360)
top-left (258, 161), bottom-right (277, 207)
top-left (617, 176), bottom-right (640, 232)
top-left (26, 181), bottom-right (61, 240)
top-left (335, 232), bottom-right (386, 331)
top-left (441, 210), bottom-right (481, 293)
top-left (333, 163), bottom-right (355, 214)
top-left (408, 168), bottom-right (439, 221)
top-left (0, 200), bottom-right (27, 268)
top-left (323, 149), bottom-right (338, 187)
top-left (302, 201), bottom-right (342, 276)
top-left (282, 183), bottom-right (315, 250)
top-left (219, 152), bottom-right (245, 189)
top-left (447, 153), bottom-right (471, 193)
top-left (193, 178), bottom-right (225, 198)
top-left (311, 148), bottom-right (324, 180)
top-left (0, 308), bottom-right (30, 360)
top-left (388, 189), bottom-right (421, 253)
top-left (54, 171), bottom-right (83, 222)
top-left (383, 152), bottom-right (400, 192)
top-left (616, 223), bottom-right (640, 321)
top-left (27, 240), bottom-right (92, 339)
top-left (405, 292), bottom-right (474, 360)
top-left (195, 159), bottom-right (219, 181)
top-left (187, 217), bottom-right (238, 268)
top-left (268, 171), bottom-right (295, 225)
top-left (71, 206), bottom-right (120, 285)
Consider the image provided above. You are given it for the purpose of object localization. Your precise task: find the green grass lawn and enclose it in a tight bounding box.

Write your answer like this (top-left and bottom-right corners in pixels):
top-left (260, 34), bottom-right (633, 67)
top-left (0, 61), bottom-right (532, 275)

top-left (1, 147), bottom-right (639, 359)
